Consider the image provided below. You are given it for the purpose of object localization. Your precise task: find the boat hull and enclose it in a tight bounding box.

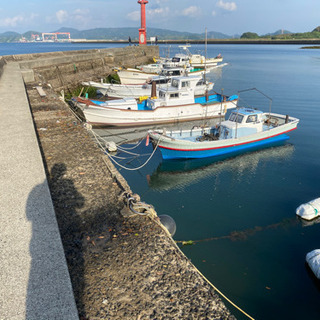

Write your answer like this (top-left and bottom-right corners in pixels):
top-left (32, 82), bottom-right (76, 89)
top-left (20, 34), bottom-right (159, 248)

top-left (117, 68), bottom-right (209, 85)
top-left (157, 133), bottom-right (291, 160)
top-left (150, 117), bottom-right (299, 160)
top-left (83, 99), bottom-right (236, 127)
top-left (96, 82), bottom-right (214, 99)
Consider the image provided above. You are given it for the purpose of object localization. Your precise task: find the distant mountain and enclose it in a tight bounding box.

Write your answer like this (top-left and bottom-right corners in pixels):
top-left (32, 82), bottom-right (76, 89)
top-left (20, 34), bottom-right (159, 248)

top-left (1, 27), bottom-right (320, 43)
top-left (241, 28), bottom-right (320, 40)
top-left (263, 29), bottom-right (292, 36)
top-left (0, 31), bottom-right (20, 43)
top-left (0, 27), bottom-right (233, 42)
top-left (203, 31), bottom-right (237, 39)
top-left (52, 27), bottom-right (233, 41)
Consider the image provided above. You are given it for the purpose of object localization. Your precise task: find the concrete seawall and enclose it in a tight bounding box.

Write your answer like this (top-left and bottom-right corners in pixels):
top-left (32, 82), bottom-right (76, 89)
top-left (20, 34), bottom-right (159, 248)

top-left (4, 45), bottom-right (158, 91)
top-left (1, 46), bottom-right (236, 319)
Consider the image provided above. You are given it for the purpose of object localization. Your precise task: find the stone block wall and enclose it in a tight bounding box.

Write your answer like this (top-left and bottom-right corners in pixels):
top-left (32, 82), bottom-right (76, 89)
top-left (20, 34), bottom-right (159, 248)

top-left (3, 46), bottom-right (158, 91)
top-left (0, 57), bottom-right (6, 79)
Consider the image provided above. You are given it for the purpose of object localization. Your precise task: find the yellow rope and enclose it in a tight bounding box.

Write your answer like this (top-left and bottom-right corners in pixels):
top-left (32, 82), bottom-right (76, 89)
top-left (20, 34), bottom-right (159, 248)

top-left (90, 124), bottom-right (255, 320)
top-left (193, 266), bottom-right (255, 320)
top-left (152, 217), bottom-right (255, 320)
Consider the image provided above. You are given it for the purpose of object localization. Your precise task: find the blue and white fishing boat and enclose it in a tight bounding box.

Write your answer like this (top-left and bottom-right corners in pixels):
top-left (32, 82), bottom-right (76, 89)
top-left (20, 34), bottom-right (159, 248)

top-left (81, 75), bottom-right (214, 99)
top-left (73, 76), bottom-right (238, 127)
top-left (148, 107), bottom-right (299, 160)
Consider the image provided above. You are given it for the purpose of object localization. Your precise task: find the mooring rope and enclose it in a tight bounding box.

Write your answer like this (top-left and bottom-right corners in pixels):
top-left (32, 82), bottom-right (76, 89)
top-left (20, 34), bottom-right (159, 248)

top-left (77, 107), bottom-right (253, 317)
top-left (155, 217), bottom-right (255, 320)
top-left (87, 127), bottom-right (161, 171)
top-left (105, 136), bottom-right (161, 171)
top-left (117, 136), bottom-right (147, 151)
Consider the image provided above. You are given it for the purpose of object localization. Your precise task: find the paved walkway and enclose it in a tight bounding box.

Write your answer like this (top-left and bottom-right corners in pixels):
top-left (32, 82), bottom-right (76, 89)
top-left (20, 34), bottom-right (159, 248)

top-left (0, 62), bottom-right (79, 319)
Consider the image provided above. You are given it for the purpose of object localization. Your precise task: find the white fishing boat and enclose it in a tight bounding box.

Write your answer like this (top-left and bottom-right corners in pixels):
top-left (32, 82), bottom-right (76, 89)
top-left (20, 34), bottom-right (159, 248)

top-left (116, 65), bottom-right (212, 85)
top-left (174, 45), bottom-right (223, 68)
top-left (148, 106), bottom-right (299, 160)
top-left (155, 44), bottom-right (223, 69)
top-left (76, 75), bottom-right (238, 127)
top-left (136, 54), bottom-right (191, 73)
top-left (82, 76), bottom-right (214, 99)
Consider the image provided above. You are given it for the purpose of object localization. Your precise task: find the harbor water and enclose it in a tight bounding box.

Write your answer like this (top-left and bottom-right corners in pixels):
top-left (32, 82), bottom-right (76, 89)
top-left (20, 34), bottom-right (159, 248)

top-left (2, 41), bottom-right (320, 319)
top-left (113, 44), bottom-right (320, 320)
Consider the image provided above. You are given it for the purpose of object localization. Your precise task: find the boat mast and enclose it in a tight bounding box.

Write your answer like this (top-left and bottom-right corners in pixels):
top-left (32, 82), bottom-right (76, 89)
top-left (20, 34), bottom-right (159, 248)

top-left (204, 27), bottom-right (208, 101)
top-left (205, 27), bottom-right (207, 73)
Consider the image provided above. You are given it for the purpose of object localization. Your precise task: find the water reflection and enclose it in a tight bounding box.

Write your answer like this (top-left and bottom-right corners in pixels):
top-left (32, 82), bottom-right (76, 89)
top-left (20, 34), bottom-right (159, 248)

top-left (93, 118), bottom-right (222, 145)
top-left (298, 216), bottom-right (320, 228)
top-left (147, 144), bottom-right (295, 192)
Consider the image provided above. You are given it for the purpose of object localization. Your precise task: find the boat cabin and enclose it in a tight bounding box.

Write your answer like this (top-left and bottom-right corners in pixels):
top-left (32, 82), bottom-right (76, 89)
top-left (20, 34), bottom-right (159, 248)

top-left (219, 108), bottom-right (266, 139)
top-left (159, 67), bottom-right (186, 77)
top-left (146, 76), bottom-right (199, 109)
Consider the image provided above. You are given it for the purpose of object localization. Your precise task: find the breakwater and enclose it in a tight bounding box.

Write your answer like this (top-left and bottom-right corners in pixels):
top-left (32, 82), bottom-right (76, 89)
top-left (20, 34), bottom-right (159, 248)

top-left (71, 38), bottom-right (320, 45)
top-left (1, 46), bottom-right (236, 319)
top-left (2, 45), bottom-right (158, 91)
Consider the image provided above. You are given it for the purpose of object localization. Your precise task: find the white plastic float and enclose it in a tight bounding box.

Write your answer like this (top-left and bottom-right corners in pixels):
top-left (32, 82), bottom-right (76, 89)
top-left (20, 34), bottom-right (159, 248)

top-left (306, 249), bottom-right (320, 279)
top-left (296, 198), bottom-right (320, 221)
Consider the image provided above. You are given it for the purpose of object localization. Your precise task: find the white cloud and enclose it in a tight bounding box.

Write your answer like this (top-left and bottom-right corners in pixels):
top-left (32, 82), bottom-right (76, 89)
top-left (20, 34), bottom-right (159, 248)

top-left (0, 15), bottom-right (24, 27)
top-left (127, 7), bottom-right (170, 21)
top-left (72, 8), bottom-right (90, 25)
top-left (30, 13), bottom-right (39, 20)
top-left (127, 10), bottom-right (140, 22)
top-left (56, 10), bottom-right (68, 23)
top-left (212, 11), bottom-right (217, 16)
top-left (148, 7), bottom-right (170, 17)
top-left (182, 6), bottom-right (202, 17)
top-left (216, 0), bottom-right (237, 11)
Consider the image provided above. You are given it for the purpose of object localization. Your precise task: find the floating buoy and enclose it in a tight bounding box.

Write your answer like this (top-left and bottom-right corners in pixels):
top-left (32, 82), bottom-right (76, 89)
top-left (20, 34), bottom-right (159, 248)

top-left (105, 141), bottom-right (117, 152)
top-left (159, 214), bottom-right (176, 236)
top-left (296, 198), bottom-right (320, 221)
top-left (306, 249), bottom-right (320, 279)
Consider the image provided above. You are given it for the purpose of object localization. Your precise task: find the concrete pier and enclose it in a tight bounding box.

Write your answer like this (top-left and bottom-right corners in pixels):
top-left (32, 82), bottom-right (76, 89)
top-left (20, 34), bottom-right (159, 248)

top-left (0, 47), bottom-right (236, 319)
top-left (0, 63), bottom-right (79, 318)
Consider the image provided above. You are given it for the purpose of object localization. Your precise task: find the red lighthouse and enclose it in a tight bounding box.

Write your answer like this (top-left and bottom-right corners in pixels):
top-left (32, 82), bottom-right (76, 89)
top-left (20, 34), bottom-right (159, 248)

top-left (138, 0), bottom-right (148, 45)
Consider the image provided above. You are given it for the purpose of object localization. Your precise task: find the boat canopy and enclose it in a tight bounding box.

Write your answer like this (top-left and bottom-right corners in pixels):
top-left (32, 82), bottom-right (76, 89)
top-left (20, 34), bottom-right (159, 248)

top-left (220, 108), bottom-right (266, 139)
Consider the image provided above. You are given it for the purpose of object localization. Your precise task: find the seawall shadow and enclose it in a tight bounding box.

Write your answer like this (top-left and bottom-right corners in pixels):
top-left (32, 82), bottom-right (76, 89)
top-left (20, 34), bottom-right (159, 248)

top-left (25, 163), bottom-right (83, 318)
top-left (26, 163), bottom-right (85, 318)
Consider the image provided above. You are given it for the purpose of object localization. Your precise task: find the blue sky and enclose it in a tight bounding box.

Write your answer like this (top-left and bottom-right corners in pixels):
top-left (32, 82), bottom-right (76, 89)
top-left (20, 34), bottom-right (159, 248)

top-left (0, 0), bottom-right (319, 36)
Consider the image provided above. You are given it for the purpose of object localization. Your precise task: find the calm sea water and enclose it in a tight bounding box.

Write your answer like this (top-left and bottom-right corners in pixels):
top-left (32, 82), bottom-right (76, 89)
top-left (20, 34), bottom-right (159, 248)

top-left (0, 41), bottom-right (126, 56)
top-left (3, 42), bottom-right (320, 319)
top-left (114, 44), bottom-right (320, 320)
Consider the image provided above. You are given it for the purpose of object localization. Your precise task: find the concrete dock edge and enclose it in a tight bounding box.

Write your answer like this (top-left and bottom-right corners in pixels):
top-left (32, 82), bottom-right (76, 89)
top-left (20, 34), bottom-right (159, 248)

top-left (0, 62), bottom-right (79, 319)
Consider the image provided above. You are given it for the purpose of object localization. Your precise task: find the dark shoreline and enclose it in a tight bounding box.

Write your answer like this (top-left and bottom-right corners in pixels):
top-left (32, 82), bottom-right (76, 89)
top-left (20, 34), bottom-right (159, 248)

top-left (70, 38), bottom-right (320, 45)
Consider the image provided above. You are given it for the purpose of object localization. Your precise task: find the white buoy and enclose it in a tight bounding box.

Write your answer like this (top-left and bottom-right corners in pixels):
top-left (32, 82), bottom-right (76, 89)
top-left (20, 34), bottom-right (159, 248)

top-left (296, 198), bottom-right (320, 221)
top-left (306, 249), bottom-right (320, 279)
top-left (159, 215), bottom-right (176, 236)
top-left (105, 141), bottom-right (117, 152)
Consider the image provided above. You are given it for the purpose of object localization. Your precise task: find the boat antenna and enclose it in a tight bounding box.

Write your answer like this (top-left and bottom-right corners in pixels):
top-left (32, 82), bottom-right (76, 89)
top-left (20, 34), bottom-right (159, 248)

top-left (238, 87), bottom-right (273, 117)
top-left (204, 27), bottom-right (208, 101)
top-left (204, 27), bottom-right (207, 83)
top-left (220, 88), bottom-right (223, 126)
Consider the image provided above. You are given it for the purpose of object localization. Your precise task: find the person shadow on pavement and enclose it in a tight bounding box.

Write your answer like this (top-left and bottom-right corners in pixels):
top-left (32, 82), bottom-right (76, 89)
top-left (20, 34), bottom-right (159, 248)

top-left (26, 163), bottom-right (85, 319)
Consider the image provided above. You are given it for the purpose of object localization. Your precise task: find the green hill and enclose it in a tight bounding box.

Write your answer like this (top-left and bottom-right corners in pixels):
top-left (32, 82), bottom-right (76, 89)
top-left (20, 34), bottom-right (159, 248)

top-left (240, 27), bottom-right (320, 40)
top-left (1, 26), bottom-right (320, 43)
top-left (0, 27), bottom-right (232, 42)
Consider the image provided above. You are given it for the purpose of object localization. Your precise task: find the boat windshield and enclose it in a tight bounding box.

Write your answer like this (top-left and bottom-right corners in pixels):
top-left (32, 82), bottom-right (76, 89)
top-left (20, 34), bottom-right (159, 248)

top-left (171, 79), bottom-right (179, 88)
top-left (229, 112), bottom-right (244, 123)
top-left (159, 91), bottom-right (166, 98)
